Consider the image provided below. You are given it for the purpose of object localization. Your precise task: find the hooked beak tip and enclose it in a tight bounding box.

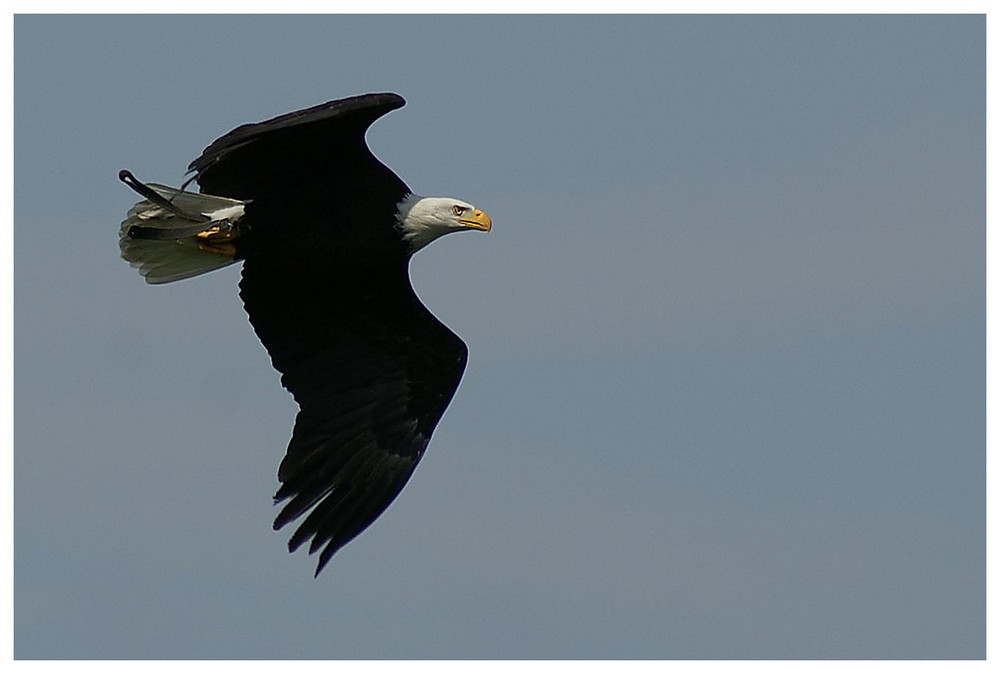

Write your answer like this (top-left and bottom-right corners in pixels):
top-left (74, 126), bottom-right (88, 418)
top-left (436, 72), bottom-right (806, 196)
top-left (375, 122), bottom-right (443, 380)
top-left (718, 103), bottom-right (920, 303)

top-left (460, 209), bottom-right (492, 232)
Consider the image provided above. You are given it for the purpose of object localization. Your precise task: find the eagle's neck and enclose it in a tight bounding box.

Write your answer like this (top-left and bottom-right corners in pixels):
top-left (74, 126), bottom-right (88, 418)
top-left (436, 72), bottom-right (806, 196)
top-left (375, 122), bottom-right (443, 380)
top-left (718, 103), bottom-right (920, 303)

top-left (395, 194), bottom-right (446, 252)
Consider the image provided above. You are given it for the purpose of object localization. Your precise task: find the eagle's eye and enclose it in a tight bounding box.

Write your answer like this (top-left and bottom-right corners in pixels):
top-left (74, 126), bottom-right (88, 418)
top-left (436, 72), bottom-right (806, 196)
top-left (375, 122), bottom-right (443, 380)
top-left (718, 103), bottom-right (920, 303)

top-left (452, 205), bottom-right (466, 216)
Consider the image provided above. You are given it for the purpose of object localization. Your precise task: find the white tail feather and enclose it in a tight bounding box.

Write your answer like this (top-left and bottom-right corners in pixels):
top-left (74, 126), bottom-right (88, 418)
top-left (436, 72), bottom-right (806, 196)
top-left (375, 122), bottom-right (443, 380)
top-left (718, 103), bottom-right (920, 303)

top-left (119, 183), bottom-right (245, 284)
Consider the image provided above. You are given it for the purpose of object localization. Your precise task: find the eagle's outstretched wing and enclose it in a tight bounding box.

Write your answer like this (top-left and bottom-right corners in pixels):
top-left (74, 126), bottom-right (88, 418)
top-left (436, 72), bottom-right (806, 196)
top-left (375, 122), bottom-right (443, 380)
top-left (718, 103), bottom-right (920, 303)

top-left (188, 93), bottom-right (408, 200)
top-left (239, 261), bottom-right (468, 576)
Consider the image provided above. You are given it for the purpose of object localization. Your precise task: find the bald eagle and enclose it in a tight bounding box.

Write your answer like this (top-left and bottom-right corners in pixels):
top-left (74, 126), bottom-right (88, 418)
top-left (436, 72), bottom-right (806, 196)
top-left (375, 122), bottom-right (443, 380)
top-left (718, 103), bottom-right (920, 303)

top-left (118, 93), bottom-right (491, 575)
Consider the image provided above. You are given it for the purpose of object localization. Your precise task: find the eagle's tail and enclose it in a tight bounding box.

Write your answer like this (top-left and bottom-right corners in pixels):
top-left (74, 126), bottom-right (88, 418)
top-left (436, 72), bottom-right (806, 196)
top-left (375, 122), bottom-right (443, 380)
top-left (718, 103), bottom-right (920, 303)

top-left (118, 170), bottom-right (245, 284)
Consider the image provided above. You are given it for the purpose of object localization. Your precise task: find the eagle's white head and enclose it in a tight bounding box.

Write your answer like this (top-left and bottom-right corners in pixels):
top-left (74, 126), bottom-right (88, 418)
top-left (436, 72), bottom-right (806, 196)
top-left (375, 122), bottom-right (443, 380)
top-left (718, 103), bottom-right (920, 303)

top-left (396, 195), bottom-right (492, 252)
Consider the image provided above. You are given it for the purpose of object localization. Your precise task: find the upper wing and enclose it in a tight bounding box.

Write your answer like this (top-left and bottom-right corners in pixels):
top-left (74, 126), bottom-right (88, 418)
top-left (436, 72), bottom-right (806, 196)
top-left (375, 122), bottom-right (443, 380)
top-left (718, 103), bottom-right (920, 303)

top-left (239, 260), bottom-right (468, 575)
top-left (188, 93), bottom-right (408, 200)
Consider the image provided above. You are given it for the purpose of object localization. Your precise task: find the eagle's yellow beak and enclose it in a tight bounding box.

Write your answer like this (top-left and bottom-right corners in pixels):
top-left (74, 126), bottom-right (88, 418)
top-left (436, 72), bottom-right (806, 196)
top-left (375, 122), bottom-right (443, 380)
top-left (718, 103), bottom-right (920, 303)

top-left (459, 209), bottom-right (492, 232)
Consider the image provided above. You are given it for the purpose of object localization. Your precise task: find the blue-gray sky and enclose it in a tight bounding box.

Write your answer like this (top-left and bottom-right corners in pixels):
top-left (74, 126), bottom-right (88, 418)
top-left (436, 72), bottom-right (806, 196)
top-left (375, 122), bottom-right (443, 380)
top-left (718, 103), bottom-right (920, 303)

top-left (14, 15), bottom-right (984, 658)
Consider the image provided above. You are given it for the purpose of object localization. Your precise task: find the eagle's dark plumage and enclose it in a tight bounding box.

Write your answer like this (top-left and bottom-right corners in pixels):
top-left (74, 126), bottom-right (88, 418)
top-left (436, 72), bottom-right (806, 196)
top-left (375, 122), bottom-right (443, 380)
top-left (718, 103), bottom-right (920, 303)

top-left (118, 94), bottom-right (491, 575)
